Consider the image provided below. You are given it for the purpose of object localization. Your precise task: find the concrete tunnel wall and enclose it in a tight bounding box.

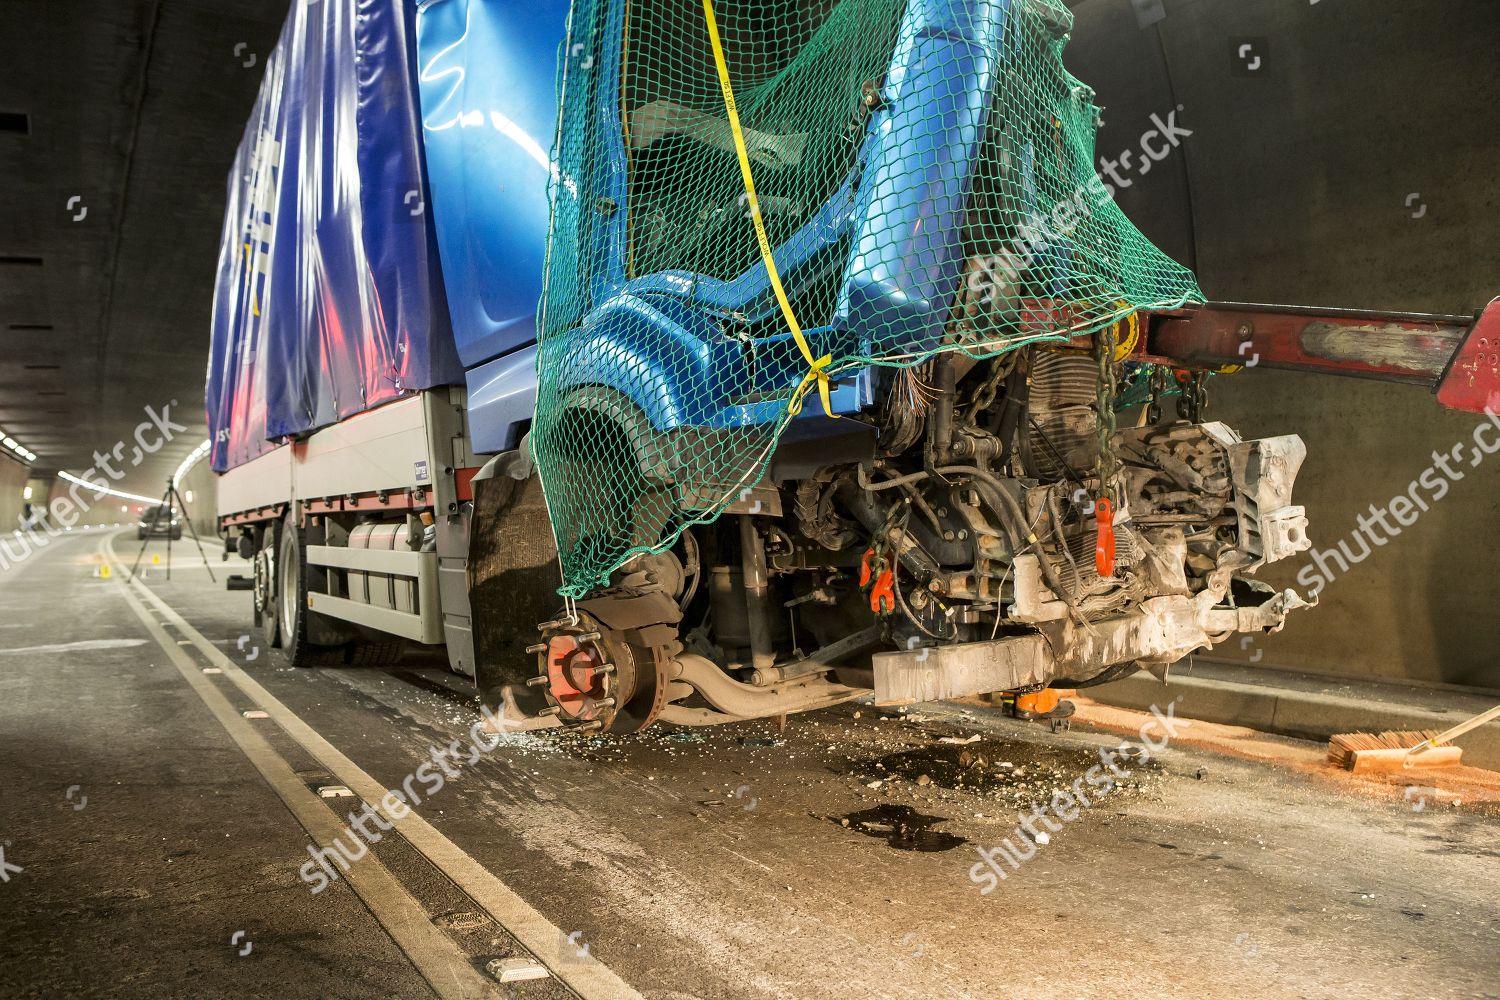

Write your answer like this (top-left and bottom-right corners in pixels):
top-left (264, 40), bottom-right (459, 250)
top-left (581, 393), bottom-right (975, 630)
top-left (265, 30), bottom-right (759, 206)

top-left (1068, 0), bottom-right (1500, 688)
top-left (0, 460), bottom-right (31, 535)
top-left (36, 462), bottom-right (218, 539)
top-left (42, 477), bottom-right (143, 529)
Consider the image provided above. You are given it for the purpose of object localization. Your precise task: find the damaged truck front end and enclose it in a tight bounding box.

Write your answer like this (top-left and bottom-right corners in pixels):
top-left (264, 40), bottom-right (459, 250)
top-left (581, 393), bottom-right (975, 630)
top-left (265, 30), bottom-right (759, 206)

top-left (473, 0), bottom-right (1315, 735)
top-left (870, 419), bottom-right (1312, 705)
top-left (476, 355), bottom-right (1315, 733)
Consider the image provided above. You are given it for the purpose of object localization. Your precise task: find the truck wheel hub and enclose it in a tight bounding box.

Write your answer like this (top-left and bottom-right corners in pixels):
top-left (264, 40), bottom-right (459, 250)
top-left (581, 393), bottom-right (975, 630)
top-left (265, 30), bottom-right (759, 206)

top-left (544, 634), bottom-right (612, 721)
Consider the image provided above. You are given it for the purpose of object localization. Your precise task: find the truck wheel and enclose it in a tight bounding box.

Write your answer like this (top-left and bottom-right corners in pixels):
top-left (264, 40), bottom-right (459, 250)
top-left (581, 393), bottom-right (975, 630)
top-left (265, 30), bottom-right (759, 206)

top-left (255, 523), bottom-right (280, 648)
top-left (346, 639), bottom-right (407, 667)
top-left (277, 512), bottom-right (348, 667)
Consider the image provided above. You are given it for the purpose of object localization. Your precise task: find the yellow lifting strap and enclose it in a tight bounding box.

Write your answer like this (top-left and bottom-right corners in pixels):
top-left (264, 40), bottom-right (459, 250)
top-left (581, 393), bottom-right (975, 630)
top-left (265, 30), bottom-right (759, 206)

top-left (700, 0), bottom-right (836, 419)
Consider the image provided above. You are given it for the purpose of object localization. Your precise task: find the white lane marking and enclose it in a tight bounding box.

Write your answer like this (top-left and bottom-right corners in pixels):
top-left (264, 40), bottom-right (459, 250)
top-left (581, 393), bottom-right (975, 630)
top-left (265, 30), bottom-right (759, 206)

top-left (0, 639), bottom-right (148, 654)
top-left (106, 535), bottom-right (643, 1000)
top-left (106, 556), bottom-right (498, 998)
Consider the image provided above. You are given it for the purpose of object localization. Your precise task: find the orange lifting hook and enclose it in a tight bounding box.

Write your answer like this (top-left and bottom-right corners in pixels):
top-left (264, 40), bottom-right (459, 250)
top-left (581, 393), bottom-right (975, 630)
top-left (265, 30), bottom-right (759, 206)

top-left (859, 547), bottom-right (897, 615)
top-left (1094, 497), bottom-right (1116, 578)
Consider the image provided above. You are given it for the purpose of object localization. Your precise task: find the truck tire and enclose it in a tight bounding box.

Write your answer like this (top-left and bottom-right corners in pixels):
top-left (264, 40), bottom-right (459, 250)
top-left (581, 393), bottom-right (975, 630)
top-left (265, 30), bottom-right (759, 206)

top-left (277, 511), bottom-right (348, 667)
top-left (255, 522), bottom-right (280, 648)
top-left (346, 639), bottom-right (407, 667)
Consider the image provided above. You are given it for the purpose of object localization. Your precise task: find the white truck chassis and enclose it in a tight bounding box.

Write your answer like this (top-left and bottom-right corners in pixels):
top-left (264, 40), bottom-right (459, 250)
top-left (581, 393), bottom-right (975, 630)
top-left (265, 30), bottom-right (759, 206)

top-left (217, 389), bottom-right (480, 673)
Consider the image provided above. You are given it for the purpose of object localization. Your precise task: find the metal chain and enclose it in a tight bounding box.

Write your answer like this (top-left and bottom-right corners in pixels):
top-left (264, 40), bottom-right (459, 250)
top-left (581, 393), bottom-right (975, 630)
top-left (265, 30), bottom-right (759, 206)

top-left (1176, 371), bottom-right (1208, 422)
top-left (967, 350), bottom-right (1018, 423)
top-left (1146, 365), bottom-right (1166, 424)
top-left (1094, 319), bottom-right (1119, 502)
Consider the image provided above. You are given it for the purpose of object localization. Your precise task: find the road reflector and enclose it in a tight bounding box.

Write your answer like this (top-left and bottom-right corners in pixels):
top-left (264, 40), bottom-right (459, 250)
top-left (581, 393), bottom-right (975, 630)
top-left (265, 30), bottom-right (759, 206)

top-left (487, 958), bottom-right (550, 983)
top-left (202, 667), bottom-right (222, 675)
top-left (241, 709), bottom-right (269, 719)
top-left (317, 785), bottom-right (355, 799)
top-left (152, 555), bottom-right (160, 565)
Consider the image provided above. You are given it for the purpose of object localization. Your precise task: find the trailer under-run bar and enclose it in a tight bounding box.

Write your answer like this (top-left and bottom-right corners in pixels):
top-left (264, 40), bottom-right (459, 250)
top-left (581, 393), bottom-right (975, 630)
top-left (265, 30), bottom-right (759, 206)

top-left (1141, 297), bottom-right (1500, 413)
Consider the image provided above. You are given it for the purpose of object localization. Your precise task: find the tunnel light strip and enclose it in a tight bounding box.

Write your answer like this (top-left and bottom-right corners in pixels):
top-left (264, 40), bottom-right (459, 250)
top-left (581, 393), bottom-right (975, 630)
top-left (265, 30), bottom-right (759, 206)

top-left (172, 439), bottom-right (212, 487)
top-left (0, 430), bottom-right (36, 463)
top-left (57, 471), bottom-right (161, 505)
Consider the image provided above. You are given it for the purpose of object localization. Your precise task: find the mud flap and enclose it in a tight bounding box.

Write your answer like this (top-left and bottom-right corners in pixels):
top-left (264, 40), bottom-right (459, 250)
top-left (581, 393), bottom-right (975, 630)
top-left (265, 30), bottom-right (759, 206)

top-left (468, 445), bottom-right (562, 717)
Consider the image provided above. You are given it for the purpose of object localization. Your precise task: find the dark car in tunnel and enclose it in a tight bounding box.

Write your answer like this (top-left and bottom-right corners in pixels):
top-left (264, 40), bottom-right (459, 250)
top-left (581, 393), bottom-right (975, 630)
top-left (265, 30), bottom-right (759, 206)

top-left (137, 504), bottom-right (182, 541)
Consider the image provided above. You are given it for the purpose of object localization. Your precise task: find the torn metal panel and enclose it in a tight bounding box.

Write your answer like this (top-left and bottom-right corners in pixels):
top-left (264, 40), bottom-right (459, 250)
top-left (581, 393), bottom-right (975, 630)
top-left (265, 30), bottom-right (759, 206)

top-left (1041, 595), bottom-right (1210, 672)
top-left (1206, 423), bottom-right (1311, 568)
top-left (872, 635), bottom-right (1051, 706)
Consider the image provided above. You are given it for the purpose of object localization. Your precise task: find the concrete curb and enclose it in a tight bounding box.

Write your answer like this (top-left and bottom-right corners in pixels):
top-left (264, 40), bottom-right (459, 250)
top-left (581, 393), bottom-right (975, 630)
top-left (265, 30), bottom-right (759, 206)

top-left (1085, 670), bottom-right (1500, 771)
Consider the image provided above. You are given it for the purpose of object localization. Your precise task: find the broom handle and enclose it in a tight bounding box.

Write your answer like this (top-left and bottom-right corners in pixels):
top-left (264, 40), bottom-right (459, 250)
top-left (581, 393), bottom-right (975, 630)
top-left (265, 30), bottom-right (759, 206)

top-left (1405, 702), bottom-right (1500, 759)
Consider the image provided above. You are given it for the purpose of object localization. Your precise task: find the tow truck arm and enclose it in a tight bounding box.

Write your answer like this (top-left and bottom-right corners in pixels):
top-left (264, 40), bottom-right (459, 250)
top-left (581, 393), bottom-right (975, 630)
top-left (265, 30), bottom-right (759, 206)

top-left (1142, 297), bottom-right (1500, 414)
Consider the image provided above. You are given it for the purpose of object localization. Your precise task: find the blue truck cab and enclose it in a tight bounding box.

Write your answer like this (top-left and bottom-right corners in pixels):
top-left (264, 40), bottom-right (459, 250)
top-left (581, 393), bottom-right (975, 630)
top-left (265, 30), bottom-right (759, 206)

top-left (417, 0), bottom-right (1042, 457)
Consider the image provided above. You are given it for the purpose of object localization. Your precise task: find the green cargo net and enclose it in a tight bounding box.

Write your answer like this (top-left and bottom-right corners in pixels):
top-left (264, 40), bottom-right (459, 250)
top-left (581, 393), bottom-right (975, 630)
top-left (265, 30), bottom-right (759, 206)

top-left (536, 0), bottom-right (1203, 597)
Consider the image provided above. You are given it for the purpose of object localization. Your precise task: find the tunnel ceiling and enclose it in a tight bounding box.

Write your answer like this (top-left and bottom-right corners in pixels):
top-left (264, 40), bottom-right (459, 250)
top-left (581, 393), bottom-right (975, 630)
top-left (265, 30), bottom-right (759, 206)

top-left (0, 0), bottom-right (287, 494)
top-left (0, 0), bottom-right (1496, 499)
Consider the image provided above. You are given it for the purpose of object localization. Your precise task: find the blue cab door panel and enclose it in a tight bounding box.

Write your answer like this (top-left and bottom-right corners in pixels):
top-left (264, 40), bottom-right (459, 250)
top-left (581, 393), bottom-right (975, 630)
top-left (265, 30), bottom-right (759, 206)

top-left (416, 0), bottom-right (572, 368)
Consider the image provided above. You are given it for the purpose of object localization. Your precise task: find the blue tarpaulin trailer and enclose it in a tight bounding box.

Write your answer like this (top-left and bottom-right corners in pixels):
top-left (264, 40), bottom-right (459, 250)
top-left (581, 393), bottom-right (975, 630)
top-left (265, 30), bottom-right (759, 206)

top-left (206, 0), bottom-right (461, 473)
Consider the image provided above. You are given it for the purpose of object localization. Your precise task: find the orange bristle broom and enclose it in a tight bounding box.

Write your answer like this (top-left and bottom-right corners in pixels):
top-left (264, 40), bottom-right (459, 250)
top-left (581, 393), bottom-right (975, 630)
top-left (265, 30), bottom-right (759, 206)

top-left (1328, 703), bottom-right (1500, 774)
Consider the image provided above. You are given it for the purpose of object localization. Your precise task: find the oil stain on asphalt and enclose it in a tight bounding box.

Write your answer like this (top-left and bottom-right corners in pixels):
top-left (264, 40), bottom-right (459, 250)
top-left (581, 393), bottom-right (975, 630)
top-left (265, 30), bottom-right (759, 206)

top-left (835, 804), bottom-right (966, 852)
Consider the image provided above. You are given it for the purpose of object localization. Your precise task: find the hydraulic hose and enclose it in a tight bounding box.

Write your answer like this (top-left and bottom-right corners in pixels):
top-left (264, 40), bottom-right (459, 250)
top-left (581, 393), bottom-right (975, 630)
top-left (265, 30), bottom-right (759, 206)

top-left (937, 465), bottom-right (1087, 624)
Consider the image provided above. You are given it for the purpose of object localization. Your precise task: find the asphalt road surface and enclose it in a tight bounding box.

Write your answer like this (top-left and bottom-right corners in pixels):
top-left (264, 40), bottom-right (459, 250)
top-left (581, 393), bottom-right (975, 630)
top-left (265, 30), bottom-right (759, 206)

top-left (0, 529), bottom-right (1496, 999)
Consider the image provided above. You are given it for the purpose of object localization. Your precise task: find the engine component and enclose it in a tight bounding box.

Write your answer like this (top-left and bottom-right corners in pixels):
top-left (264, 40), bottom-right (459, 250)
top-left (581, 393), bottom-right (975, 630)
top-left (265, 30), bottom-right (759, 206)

top-left (1024, 351), bottom-right (1099, 483)
top-left (794, 468), bottom-right (859, 551)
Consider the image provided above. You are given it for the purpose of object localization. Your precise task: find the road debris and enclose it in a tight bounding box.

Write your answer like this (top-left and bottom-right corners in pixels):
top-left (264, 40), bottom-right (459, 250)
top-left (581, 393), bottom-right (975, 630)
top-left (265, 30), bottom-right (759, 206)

top-left (834, 804), bottom-right (966, 852)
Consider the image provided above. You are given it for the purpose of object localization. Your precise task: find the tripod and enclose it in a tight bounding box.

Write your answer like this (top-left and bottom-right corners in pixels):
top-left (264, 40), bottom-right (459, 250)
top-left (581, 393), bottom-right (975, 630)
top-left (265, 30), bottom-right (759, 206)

top-left (129, 478), bottom-right (216, 584)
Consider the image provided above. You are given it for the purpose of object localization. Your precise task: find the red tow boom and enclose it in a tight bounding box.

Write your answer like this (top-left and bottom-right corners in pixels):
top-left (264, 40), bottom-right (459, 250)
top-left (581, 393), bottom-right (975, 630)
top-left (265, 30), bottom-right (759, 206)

top-left (1143, 297), bottom-right (1500, 414)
